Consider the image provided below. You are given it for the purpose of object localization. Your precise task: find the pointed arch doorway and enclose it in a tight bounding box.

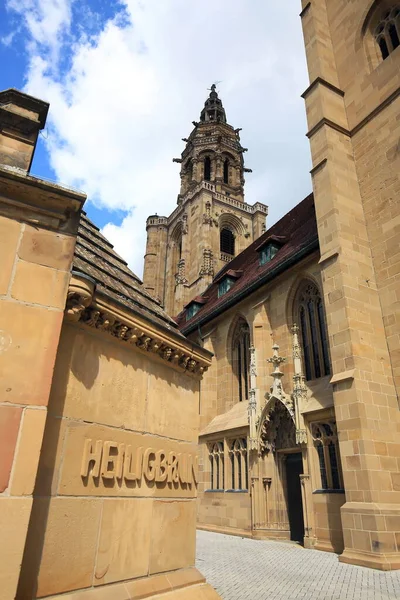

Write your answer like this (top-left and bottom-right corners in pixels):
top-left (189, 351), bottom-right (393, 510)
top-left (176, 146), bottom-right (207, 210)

top-left (251, 399), bottom-right (305, 544)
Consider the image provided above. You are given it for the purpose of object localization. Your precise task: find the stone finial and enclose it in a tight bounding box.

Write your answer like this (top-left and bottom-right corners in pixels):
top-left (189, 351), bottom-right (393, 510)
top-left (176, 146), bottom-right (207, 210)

top-left (267, 344), bottom-right (286, 400)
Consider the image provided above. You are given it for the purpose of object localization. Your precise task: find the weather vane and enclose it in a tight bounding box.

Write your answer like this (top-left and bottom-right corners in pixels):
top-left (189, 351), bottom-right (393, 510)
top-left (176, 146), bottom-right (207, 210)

top-left (208, 81), bottom-right (222, 93)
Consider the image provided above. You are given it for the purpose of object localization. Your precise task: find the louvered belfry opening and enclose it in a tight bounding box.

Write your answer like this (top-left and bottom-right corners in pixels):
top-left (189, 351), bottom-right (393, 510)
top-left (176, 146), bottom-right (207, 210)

top-left (220, 227), bottom-right (235, 256)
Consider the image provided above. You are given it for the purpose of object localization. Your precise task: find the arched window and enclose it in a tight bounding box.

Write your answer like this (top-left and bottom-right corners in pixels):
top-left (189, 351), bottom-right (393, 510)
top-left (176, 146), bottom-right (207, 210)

top-left (232, 319), bottom-right (250, 402)
top-left (296, 282), bottom-right (330, 381)
top-left (229, 439), bottom-right (248, 490)
top-left (220, 227), bottom-right (235, 256)
top-left (223, 158), bottom-right (229, 184)
top-left (209, 442), bottom-right (224, 490)
top-left (374, 6), bottom-right (400, 60)
top-left (186, 159), bottom-right (193, 182)
top-left (311, 422), bottom-right (343, 491)
top-left (204, 156), bottom-right (211, 181)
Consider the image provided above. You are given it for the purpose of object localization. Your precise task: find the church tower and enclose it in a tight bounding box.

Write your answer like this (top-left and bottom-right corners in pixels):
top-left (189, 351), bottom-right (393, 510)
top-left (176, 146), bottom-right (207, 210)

top-left (143, 85), bottom-right (268, 316)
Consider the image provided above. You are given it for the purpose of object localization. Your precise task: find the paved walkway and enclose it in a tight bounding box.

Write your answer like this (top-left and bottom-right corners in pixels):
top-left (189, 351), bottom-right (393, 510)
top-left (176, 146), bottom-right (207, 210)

top-left (196, 530), bottom-right (400, 600)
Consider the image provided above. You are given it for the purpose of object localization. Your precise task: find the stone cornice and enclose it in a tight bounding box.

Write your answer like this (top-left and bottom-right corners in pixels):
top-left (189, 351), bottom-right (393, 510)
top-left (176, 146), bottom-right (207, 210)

top-left (0, 88), bottom-right (49, 128)
top-left (301, 77), bottom-right (345, 100)
top-left (65, 273), bottom-right (212, 378)
top-left (0, 165), bottom-right (86, 233)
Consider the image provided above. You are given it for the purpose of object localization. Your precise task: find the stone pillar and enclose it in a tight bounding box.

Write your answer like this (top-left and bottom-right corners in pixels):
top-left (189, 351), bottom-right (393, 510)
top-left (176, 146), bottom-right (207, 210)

top-left (0, 159), bottom-right (85, 598)
top-left (301, 0), bottom-right (400, 570)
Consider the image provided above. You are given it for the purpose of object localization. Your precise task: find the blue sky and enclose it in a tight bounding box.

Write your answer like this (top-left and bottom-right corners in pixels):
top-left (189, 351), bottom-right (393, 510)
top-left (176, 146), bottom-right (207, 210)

top-left (0, 0), bottom-right (312, 276)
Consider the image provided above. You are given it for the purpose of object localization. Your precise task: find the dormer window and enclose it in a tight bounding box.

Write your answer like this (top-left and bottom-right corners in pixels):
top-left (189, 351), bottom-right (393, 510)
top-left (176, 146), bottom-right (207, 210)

top-left (185, 296), bottom-right (208, 321)
top-left (259, 242), bottom-right (280, 265)
top-left (216, 270), bottom-right (242, 298)
top-left (218, 276), bottom-right (236, 297)
top-left (256, 236), bottom-right (285, 266)
top-left (186, 302), bottom-right (202, 321)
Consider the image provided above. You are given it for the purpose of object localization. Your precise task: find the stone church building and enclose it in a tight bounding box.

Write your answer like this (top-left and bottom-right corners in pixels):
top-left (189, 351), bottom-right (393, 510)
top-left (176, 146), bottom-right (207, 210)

top-left (0, 3), bottom-right (399, 599)
top-left (147, 0), bottom-right (400, 571)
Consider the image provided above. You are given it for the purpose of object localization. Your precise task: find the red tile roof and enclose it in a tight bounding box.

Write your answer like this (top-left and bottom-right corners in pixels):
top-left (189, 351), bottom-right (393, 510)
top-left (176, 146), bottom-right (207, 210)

top-left (178, 193), bottom-right (318, 334)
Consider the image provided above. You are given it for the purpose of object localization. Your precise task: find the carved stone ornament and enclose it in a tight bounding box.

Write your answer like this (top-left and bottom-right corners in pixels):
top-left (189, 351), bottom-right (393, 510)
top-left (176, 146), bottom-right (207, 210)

top-left (181, 213), bottom-right (188, 234)
top-left (65, 272), bottom-right (95, 322)
top-left (265, 344), bottom-right (294, 416)
top-left (64, 291), bottom-right (209, 378)
top-left (199, 248), bottom-right (214, 277)
top-left (202, 201), bottom-right (213, 225)
top-left (291, 324), bottom-right (308, 446)
top-left (175, 258), bottom-right (188, 285)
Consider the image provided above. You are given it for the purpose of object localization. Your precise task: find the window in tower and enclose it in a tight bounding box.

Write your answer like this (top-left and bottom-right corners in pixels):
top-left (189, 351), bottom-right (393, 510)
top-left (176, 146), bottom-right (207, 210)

top-left (186, 159), bottom-right (193, 181)
top-left (374, 6), bottom-right (400, 60)
top-left (204, 156), bottom-right (211, 181)
top-left (220, 227), bottom-right (235, 256)
top-left (223, 159), bottom-right (229, 184)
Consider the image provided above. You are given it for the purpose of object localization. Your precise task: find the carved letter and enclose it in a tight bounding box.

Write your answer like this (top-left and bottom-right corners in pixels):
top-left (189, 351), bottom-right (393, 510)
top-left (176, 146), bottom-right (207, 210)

top-left (144, 448), bottom-right (156, 481)
top-left (124, 446), bottom-right (143, 481)
top-left (101, 441), bottom-right (119, 479)
top-left (81, 439), bottom-right (103, 478)
top-left (115, 443), bottom-right (125, 479)
top-left (167, 452), bottom-right (179, 483)
top-left (155, 450), bottom-right (168, 482)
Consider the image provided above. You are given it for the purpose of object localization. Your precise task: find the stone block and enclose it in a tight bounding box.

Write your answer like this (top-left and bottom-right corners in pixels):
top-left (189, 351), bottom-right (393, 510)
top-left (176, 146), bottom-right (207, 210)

top-left (125, 573), bottom-right (172, 599)
top-left (0, 405), bottom-right (22, 492)
top-left (34, 498), bottom-right (102, 597)
top-left (0, 497), bottom-right (32, 600)
top-left (146, 365), bottom-right (198, 443)
top-left (0, 300), bottom-right (63, 405)
top-left (18, 225), bottom-right (76, 270)
top-left (11, 259), bottom-right (70, 309)
top-left (10, 408), bottom-right (47, 495)
top-left (0, 215), bottom-right (20, 295)
top-left (95, 498), bottom-right (152, 585)
top-left (149, 500), bottom-right (196, 574)
top-left (57, 421), bottom-right (197, 499)
top-left (49, 325), bottom-right (148, 432)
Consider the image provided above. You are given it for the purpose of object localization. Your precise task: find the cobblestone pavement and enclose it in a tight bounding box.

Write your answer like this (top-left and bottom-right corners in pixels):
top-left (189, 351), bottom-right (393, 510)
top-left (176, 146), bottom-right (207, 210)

top-left (196, 530), bottom-right (400, 600)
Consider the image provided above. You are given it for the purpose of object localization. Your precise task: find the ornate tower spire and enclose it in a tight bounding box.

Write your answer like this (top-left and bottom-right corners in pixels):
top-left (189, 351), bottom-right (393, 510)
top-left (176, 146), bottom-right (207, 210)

top-left (143, 87), bottom-right (268, 316)
top-left (200, 84), bottom-right (227, 124)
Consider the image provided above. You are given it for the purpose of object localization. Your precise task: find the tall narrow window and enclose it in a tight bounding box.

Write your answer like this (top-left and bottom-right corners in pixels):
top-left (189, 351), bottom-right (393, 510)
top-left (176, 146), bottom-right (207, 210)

top-left (374, 6), bottom-right (400, 60)
top-left (232, 319), bottom-right (250, 402)
top-left (209, 442), bottom-right (224, 490)
top-left (229, 439), bottom-right (248, 490)
top-left (223, 159), bottom-right (229, 184)
top-left (220, 228), bottom-right (235, 255)
top-left (186, 159), bottom-right (193, 181)
top-left (204, 156), bottom-right (211, 181)
top-left (297, 282), bottom-right (330, 381)
top-left (311, 422), bottom-right (343, 491)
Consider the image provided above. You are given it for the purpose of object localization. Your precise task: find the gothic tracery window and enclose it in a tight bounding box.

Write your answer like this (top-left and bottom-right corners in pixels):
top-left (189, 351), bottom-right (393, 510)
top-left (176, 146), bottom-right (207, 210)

top-left (311, 422), bottom-right (343, 491)
top-left (229, 438), bottom-right (248, 490)
top-left (374, 6), bottom-right (400, 60)
top-left (232, 319), bottom-right (250, 402)
top-left (297, 282), bottom-right (330, 381)
top-left (209, 442), bottom-right (224, 490)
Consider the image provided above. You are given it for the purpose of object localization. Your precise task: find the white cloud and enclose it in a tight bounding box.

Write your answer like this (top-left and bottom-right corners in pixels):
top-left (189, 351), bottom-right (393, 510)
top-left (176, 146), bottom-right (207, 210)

top-left (5, 0), bottom-right (312, 278)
